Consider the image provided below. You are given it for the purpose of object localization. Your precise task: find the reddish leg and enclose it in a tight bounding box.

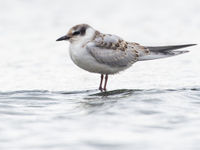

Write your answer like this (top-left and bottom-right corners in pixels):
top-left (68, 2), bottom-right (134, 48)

top-left (99, 74), bottom-right (104, 91)
top-left (103, 74), bottom-right (108, 91)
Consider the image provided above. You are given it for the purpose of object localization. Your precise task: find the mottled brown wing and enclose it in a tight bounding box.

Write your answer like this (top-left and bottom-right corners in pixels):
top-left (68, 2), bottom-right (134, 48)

top-left (86, 41), bottom-right (139, 67)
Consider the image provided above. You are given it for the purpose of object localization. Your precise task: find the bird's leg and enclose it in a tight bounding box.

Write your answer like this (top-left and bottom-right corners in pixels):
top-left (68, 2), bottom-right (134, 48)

top-left (99, 74), bottom-right (104, 91)
top-left (103, 74), bottom-right (108, 91)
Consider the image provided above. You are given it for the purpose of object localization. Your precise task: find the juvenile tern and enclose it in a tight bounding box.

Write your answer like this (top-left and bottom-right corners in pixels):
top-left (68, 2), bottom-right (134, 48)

top-left (56, 24), bottom-right (196, 91)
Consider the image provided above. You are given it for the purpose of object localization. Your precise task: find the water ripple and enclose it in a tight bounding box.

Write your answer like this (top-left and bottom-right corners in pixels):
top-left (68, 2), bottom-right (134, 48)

top-left (0, 87), bottom-right (200, 150)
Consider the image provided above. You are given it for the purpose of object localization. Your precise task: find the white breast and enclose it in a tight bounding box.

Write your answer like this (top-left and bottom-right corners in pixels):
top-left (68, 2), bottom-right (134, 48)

top-left (68, 28), bottom-right (127, 74)
top-left (69, 43), bottom-right (124, 74)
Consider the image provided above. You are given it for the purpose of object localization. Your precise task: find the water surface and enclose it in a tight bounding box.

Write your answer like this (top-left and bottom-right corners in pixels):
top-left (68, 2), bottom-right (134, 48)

top-left (1, 88), bottom-right (200, 150)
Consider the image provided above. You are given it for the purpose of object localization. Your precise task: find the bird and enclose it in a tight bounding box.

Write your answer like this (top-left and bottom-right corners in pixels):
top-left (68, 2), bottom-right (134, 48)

top-left (56, 24), bottom-right (196, 91)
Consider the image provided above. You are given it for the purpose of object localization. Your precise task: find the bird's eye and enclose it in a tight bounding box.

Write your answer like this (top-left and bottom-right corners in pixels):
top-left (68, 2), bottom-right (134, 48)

top-left (73, 31), bottom-right (80, 35)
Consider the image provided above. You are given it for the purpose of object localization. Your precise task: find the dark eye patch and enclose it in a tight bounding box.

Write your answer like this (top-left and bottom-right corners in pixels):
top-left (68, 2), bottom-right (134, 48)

top-left (73, 31), bottom-right (80, 35)
top-left (72, 25), bottom-right (87, 36)
top-left (80, 27), bottom-right (86, 35)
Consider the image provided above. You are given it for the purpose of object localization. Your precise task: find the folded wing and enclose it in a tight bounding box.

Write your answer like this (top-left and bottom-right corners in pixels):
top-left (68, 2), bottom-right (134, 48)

top-left (86, 34), bottom-right (139, 67)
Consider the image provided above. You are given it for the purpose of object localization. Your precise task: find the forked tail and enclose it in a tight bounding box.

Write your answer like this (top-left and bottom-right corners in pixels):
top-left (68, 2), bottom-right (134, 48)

top-left (138, 44), bottom-right (197, 61)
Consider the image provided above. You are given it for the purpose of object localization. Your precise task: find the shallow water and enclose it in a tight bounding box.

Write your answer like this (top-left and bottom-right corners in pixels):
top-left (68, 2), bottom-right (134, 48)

top-left (0, 0), bottom-right (200, 150)
top-left (1, 88), bottom-right (200, 150)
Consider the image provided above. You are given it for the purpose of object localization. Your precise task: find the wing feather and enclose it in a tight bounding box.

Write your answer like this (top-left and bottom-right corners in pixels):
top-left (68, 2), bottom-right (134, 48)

top-left (86, 34), bottom-right (140, 67)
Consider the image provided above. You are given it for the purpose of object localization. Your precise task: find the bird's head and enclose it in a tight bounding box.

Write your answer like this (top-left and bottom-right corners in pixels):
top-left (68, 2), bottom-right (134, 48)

top-left (56, 24), bottom-right (95, 43)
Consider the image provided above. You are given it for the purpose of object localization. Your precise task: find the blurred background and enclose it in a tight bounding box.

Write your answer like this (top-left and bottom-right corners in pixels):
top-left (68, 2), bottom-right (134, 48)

top-left (0, 0), bottom-right (199, 91)
top-left (0, 0), bottom-right (200, 150)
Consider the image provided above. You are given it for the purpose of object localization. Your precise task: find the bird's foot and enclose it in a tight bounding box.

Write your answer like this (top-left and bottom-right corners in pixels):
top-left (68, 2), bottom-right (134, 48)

top-left (99, 87), bottom-right (107, 92)
top-left (99, 87), bottom-right (103, 91)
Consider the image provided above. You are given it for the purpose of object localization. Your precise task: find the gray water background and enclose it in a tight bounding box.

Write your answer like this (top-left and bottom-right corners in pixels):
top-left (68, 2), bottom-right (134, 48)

top-left (0, 0), bottom-right (200, 150)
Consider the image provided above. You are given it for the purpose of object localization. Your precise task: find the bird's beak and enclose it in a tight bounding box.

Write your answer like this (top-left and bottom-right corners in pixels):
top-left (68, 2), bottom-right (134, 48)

top-left (56, 35), bottom-right (70, 41)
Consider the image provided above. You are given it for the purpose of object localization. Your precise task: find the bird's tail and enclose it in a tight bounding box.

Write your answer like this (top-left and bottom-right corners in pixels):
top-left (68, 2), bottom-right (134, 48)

top-left (138, 44), bottom-right (196, 61)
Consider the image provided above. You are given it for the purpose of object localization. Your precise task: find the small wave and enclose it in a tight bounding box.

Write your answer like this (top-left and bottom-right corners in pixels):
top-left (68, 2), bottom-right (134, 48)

top-left (0, 87), bottom-right (199, 98)
top-left (89, 87), bottom-right (200, 97)
top-left (0, 90), bottom-right (50, 95)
